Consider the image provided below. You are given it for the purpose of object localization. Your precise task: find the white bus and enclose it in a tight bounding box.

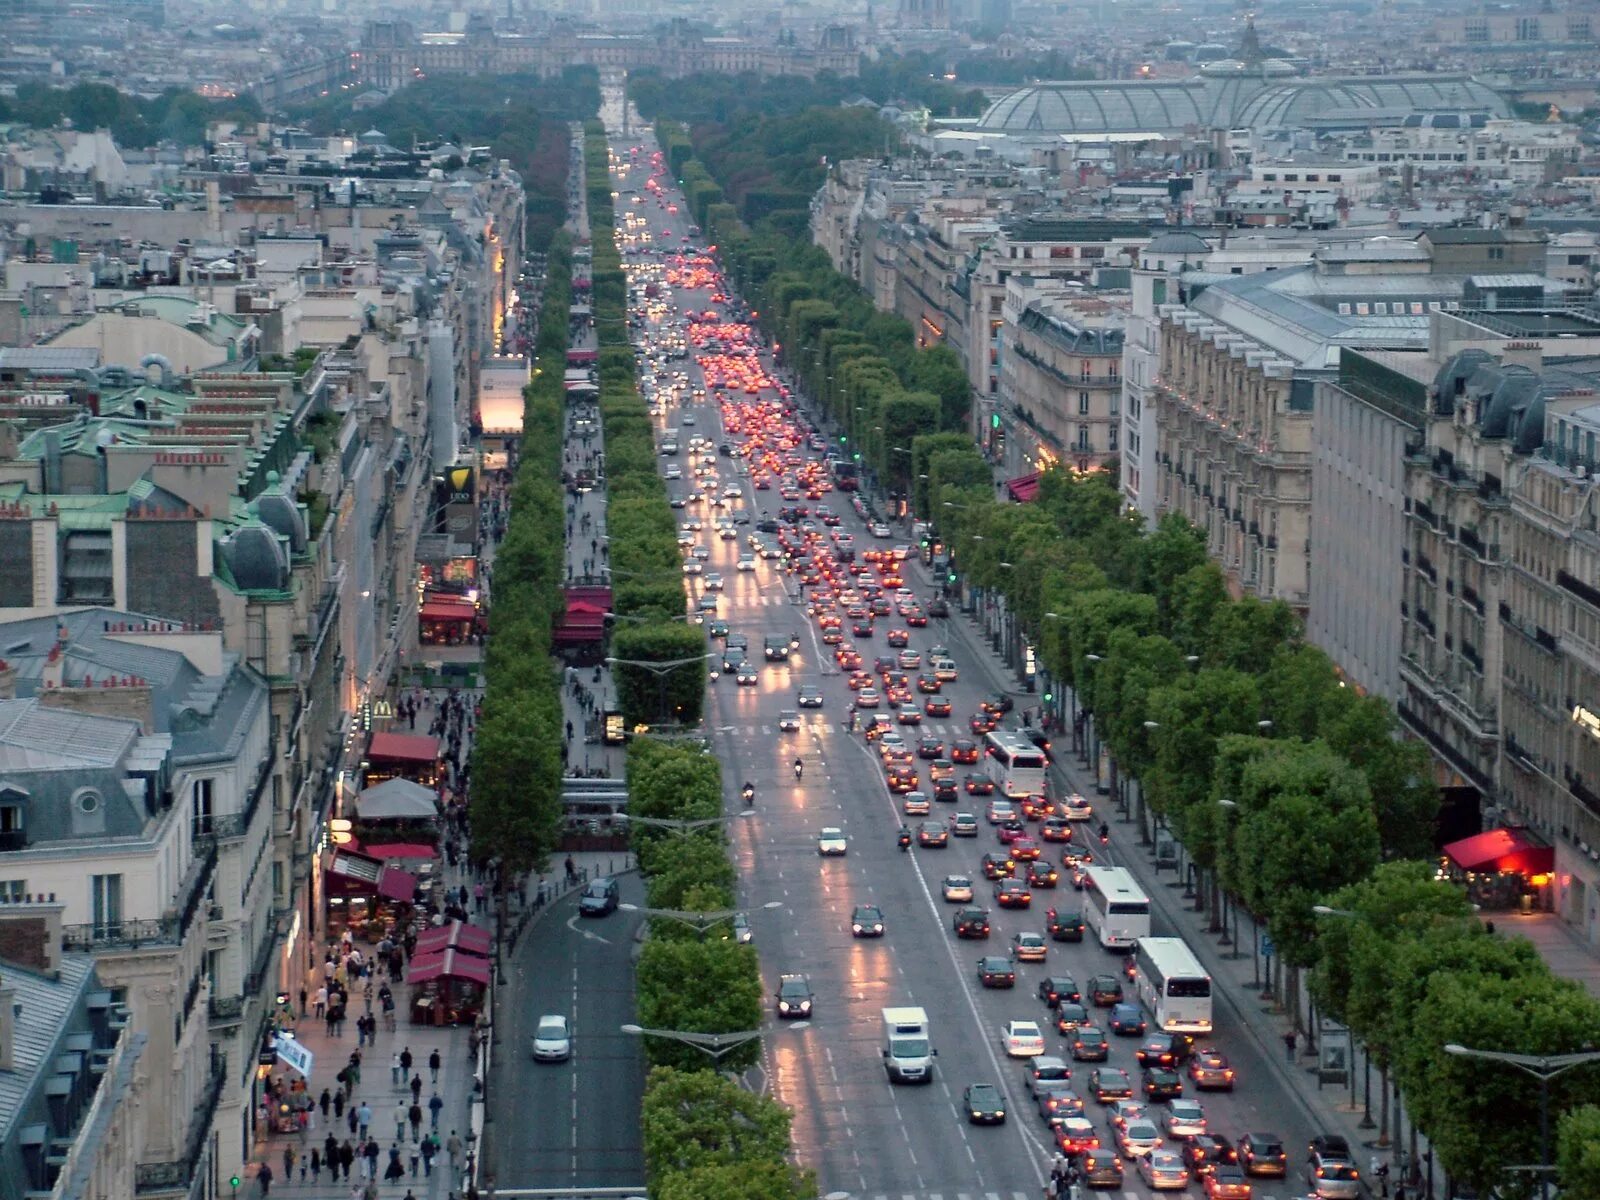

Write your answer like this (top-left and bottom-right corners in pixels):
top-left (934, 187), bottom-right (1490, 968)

top-left (1133, 936), bottom-right (1213, 1034)
top-left (983, 731), bottom-right (1048, 798)
top-left (1082, 866), bottom-right (1152, 950)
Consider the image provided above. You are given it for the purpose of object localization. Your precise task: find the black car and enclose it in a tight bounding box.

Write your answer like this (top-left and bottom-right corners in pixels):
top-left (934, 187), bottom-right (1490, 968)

top-left (775, 974), bottom-right (814, 1019)
top-left (1238, 1132), bottom-right (1289, 1177)
top-left (1027, 861), bottom-right (1060, 888)
top-left (1142, 1067), bottom-right (1183, 1101)
top-left (977, 956), bottom-right (1016, 988)
top-left (1081, 1148), bottom-right (1124, 1189)
top-left (850, 905), bottom-right (885, 937)
top-left (1183, 1134), bottom-right (1238, 1175)
top-left (1037, 975), bottom-right (1081, 1007)
top-left (1070, 1025), bottom-right (1110, 1062)
top-left (1087, 975), bottom-right (1124, 1006)
top-left (962, 1082), bottom-right (1007, 1124)
top-left (1054, 1002), bottom-right (1092, 1036)
top-left (1136, 1033), bottom-right (1187, 1069)
top-left (981, 692), bottom-right (1014, 715)
top-left (927, 597), bottom-right (950, 618)
top-left (952, 907), bottom-right (991, 938)
top-left (1047, 908), bottom-right (1086, 941)
top-left (933, 778), bottom-right (960, 803)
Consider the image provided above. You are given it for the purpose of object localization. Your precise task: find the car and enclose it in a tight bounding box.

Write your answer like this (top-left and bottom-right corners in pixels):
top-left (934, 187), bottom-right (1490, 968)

top-left (775, 974), bottom-right (814, 1018)
top-left (1055, 1116), bottom-right (1103, 1157)
top-left (703, 572), bottom-right (724, 591)
top-left (994, 879), bottom-right (1032, 909)
top-left (855, 688), bottom-right (880, 708)
top-left (963, 773), bottom-right (995, 796)
top-left (1047, 908), bottom-right (1087, 941)
top-left (917, 735), bottom-right (944, 759)
top-left (950, 812), bottom-right (979, 837)
top-left (1088, 975), bottom-right (1125, 1006)
top-left (1183, 1133), bottom-right (1239, 1175)
top-left (1023, 1054), bottom-right (1073, 1095)
top-left (1037, 975), bottom-right (1081, 1007)
top-left (987, 799), bottom-right (1018, 824)
top-left (683, 558), bottom-right (704, 575)
top-left (896, 704), bottom-right (923, 725)
top-left (1137, 1033), bottom-right (1190, 1069)
top-left (917, 820), bottom-right (949, 847)
top-left (734, 662), bottom-right (759, 685)
top-left (1080, 1148), bottom-right (1124, 1189)
top-left (928, 758), bottom-right (956, 782)
top-left (951, 738), bottom-right (979, 763)
top-left (1117, 1119), bottom-right (1164, 1160)
top-left (885, 628), bottom-right (910, 648)
top-left (924, 696), bottom-right (953, 717)
top-left (942, 875), bottom-right (975, 903)
top-left (578, 877), bottom-right (619, 916)
top-left (1309, 1135), bottom-right (1353, 1161)
top-left (886, 766), bottom-right (918, 793)
top-left (777, 710), bottom-right (801, 732)
top-left (707, 619), bottom-right (730, 639)
top-left (1139, 1149), bottom-right (1192, 1191)
top-left (981, 852), bottom-right (1016, 880)
top-left (1237, 1133), bottom-right (1288, 1178)
top-left (902, 790), bottom-right (931, 815)
top-left (850, 905), bottom-right (885, 937)
top-left (916, 673), bottom-right (942, 693)
top-left (977, 955), bottom-right (1015, 987)
top-left (927, 596), bottom-right (950, 618)
top-left (932, 778), bottom-right (960, 803)
top-left (970, 711), bottom-right (998, 734)
top-left (1037, 1084), bottom-right (1087, 1125)
top-left (1010, 837), bottom-right (1042, 861)
top-left (1188, 1048), bottom-right (1236, 1091)
top-left (797, 684), bottom-right (824, 708)
top-left (1001, 1019), bottom-right (1046, 1058)
top-left (1307, 1154), bottom-right (1362, 1199)
top-left (1165, 1098), bottom-right (1207, 1139)
top-left (1010, 931), bottom-right (1048, 962)
top-left (1040, 817), bottom-right (1075, 843)
top-left (1143, 1067), bottom-right (1184, 1101)
top-left (1054, 1002), bottom-right (1092, 1036)
top-left (954, 908), bottom-right (991, 939)
top-left (1071, 1025), bottom-right (1110, 1061)
top-left (982, 692), bottom-right (1015, 715)
top-left (1027, 860), bottom-right (1060, 888)
top-left (530, 1013), bottom-right (572, 1062)
top-left (1110, 1003), bottom-right (1147, 1036)
top-left (962, 1082), bottom-right (1007, 1125)
top-left (816, 828), bottom-right (848, 855)
top-left (1204, 1163), bottom-right (1254, 1199)
top-left (1061, 793), bottom-right (1095, 821)
top-left (898, 648), bottom-right (922, 669)
top-left (1107, 1099), bottom-right (1150, 1133)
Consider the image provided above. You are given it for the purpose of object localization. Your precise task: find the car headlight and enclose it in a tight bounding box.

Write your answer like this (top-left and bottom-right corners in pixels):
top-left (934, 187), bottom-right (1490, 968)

top-left (852, 924), bottom-right (862, 932)
top-left (778, 1002), bottom-right (790, 1012)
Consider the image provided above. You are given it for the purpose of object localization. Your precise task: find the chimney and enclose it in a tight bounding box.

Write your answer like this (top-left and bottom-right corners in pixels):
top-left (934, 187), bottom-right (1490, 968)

top-left (0, 901), bottom-right (63, 978)
top-left (0, 977), bottom-right (14, 1071)
top-left (1501, 340), bottom-right (1544, 374)
top-left (0, 660), bottom-right (14, 701)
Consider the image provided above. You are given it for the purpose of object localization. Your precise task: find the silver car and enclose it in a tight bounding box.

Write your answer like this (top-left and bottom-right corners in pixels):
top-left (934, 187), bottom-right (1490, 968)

top-left (531, 1014), bottom-right (570, 1062)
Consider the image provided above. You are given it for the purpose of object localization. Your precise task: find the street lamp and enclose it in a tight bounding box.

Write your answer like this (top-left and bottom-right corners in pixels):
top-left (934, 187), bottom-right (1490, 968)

top-left (617, 812), bottom-right (754, 834)
top-left (605, 653), bottom-right (717, 726)
top-left (1442, 1042), bottom-right (1600, 1200)
top-left (618, 899), bottom-right (783, 935)
top-left (619, 1024), bottom-right (763, 1061)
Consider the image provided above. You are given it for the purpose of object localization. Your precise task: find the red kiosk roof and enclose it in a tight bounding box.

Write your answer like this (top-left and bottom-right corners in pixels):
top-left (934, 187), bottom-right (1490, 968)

top-left (1443, 828), bottom-right (1553, 875)
top-left (368, 732), bottom-right (440, 763)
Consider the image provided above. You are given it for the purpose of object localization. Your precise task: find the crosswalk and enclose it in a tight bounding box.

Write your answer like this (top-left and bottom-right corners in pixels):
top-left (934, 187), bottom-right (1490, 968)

top-left (853, 1192), bottom-right (1145, 1200)
top-left (720, 721), bottom-right (970, 739)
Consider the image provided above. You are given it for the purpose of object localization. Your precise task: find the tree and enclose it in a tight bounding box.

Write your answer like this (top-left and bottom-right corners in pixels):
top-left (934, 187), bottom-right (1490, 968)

top-left (640, 1067), bottom-right (794, 1183)
top-left (611, 623), bottom-right (709, 727)
top-left (1136, 513), bottom-right (1209, 628)
top-left (467, 682), bottom-right (562, 876)
top-left (643, 836), bottom-right (739, 911)
top-left (1259, 644), bottom-right (1352, 742)
top-left (1323, 694), bottom-right (1440, 861)
top-left (1167, 563), bottom-right (1230, 656)
top-left (1558, 1106), bottom-right (1600, 1199)
top-left (1142, 668), bottom-right (1261, 828)
top-left (1207, 596), bottom-right (1299, 675)
top-left (653, 1158), bottom-right (818, 1200)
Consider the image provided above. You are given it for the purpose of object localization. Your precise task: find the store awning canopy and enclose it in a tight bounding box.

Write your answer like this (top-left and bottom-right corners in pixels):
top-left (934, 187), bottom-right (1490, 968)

top-left (1006, 472), bottom-right (1041, 503)
top-left (1443, 828), bottom-right (1554, 875)
top-left (407, 947), bottom-right (491, 986)
top-left (354, 777), bottom-right (438, 820)
top-left (420, 595), bottom-right (476, 623)
top-left (376, 867), bottom-right (418, 903)
top-left (368, 731), bottom-right (440, 764)
top-left (415, 920), bottom-right (492, 960)
top-left (363, 842), bottom-right (438, 860)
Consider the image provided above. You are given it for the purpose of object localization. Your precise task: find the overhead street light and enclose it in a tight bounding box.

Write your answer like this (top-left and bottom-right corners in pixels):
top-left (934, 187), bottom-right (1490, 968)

top-left (616, 812), bottom-right (754, 835)
top-left (1442, 1042), bottom-right (1600, 1200)
top-left (618, 899), bottom-right (783, 934)
top-left (619, 1024), bottom-right (764, 1061)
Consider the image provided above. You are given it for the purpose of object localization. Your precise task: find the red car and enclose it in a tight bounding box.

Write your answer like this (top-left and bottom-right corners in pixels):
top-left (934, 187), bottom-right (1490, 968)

top-left (951, 739), bottom-right (980, 764)
top-left (925, 697), bottom-right (953, 717)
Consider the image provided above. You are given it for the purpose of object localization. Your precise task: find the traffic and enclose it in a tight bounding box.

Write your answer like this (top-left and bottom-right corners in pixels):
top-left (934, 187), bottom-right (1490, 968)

top-left (607, 129), bottom-right (1346, 1200)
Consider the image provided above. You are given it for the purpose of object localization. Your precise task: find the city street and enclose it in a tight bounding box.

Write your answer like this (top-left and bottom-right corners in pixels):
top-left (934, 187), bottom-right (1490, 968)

top-left (608, 122), bottom-right (1337, 1200)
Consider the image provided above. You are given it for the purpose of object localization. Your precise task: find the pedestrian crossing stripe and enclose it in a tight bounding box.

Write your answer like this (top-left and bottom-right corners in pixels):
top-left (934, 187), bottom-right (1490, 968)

top-left (858, 1193), bottom-right (1141, 1200)
top-left (725, 721), bottom-right (965, 738)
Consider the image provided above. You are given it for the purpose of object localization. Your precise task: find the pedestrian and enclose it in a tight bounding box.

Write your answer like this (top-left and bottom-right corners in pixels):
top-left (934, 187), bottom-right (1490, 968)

top-left (1283, 1030), bottom-right (1297, 1062)
top-left (298, 986), bottom-right (309, 1018)
top-left (362, 1139), bottom-right (380, 1180)
top-left (394, 1102), bottom-right (407, 1142)
top-left (334, 1089), bottom-right (346, 1120)
top-left (409, 1143), bottom-right (421, 1177)
top-left (385, 1145), bottom-right (406, 1183)
top-left (340, 1140), bottom-right (356, 1182)
top-left (410, 1073), bottom-right (423, 1104)
top-left (428, 1090), bottom-right (444, 1131)
top-left (320, 1088), bottom-right (332, 1120)
top-left (420, 1135), bottom-right (436, 1176)
top-left (1374, 1158), bottom-right (1391, 1198)
top-left (315, 985), bottom-right (328, 1018)
top-left (346, 1105), bottom-right (358, 1136)
top-left (429, 1049), bottom-right (441, 1084)
top-left (446, 1131), bottom-right (462, 1171)
top-left (283, 1147), bottom-right (296, 1182)
top-left (356, 1102), bottom-right (371, 1140)
top-left (400, 1046), bottom-right (413, 1079)
top-left (391, 1052), bottom-right (403, 1086)
top-left (409, 1101), bottom-right (423, 1142)
top-left (325, 1134), bottom-right (340, 1176)
top-left (257, 1162), bottom-right (273, 1196)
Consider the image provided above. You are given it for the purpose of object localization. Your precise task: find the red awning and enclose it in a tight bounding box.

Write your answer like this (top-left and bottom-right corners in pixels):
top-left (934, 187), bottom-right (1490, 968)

top-left (376, 867), bottom-right (418, 903)
top-left (1443, 828), bottom-right (1554, 875)
top-left (1006, 472), bottom-right (1041, 503)
top-left (363, 843), bottom-right (439, 860)
top-left (368, 732), bottom-right (440, 763)
top-left (407, 947), bottom-right (491, 986)
top-left (415, 920), bottom-right (492, 960)
top-left (420, 595), bottom-right (476, 622)
top-left (566, 349), bottom-right (598, 365)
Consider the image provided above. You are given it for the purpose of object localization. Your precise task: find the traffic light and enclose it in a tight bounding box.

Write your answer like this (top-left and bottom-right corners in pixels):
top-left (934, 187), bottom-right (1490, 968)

top-left (853, 452), bottom-right (861, 462)
top-left (839, 434), bottom-right (847, 444)
top-left (947, 570), bottom-right (957, 585)
top-left (1044, 689), bottom-right (1054, 704)
top-left (991, 412), bottom-right (1002, 430)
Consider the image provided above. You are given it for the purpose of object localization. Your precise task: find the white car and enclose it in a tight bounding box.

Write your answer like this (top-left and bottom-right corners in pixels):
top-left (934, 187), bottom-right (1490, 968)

top-left (1118, 1119), bottom-right (1163, 1159)
top-left (1163, 1098), bottom-right (1207, 1139)
top-left (817, 828), bottom-right (848, 856)
top-left (1010, 931), bottom-right (1048, 962)
top-left (737, 554), bottom-right (757, 571)
top-left (869, 522), bottom-right (892, 538)
top-left (902, 791), bottom-right (931, 816)
top-left (682, 560), bottom-right (704, 575)
top-left (942, 874), bottom-right (974, 903)
top-left (1061, 794), bottom-right (1094, 821)
top-left (891, 544), bottom-right (912, 560)
top-left (1001, 1020), bottom-right (1047, 1058)
top-left (531, 1014), bottom-right (571, 1062)
top-left (664, 466), bottom-right (683, 479)
top-left (704, 573), bottom-right (724, 591)
top-left (723, 485), bottom-right (741, 498)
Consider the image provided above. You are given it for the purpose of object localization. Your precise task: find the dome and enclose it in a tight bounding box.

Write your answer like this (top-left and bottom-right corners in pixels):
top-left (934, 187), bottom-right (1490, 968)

top-left (1147, 230), bottom-right (1210, 255)
top-left (255, 490), bottom-right (308, 555)
top-left (1473, 365), bottom-right (1538, 439)
top-left (1432, 349), bottom-right (1494, 416)
top-left (975, 81), bottom-right (1219, 135)
top-left (1512, 387), bottom-right (1550, 455)
top-left (1234, 76), bottom-right (1509, 133)
top-left (221, 525), bottom-right (289, 592)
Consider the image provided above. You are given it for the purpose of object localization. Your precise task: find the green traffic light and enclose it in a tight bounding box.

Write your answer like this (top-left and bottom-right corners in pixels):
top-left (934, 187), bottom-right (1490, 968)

top-left (1044, 691), bottom-right (1054, 703)
top-left (230, 1178), bottom-right (241, 1189)
top-left (947, 572), bottom-right (957, 584)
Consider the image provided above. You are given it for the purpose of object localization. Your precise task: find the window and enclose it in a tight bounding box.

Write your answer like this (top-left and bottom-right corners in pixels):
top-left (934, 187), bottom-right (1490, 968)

top-left (91, 874), bottom-right (123, 938)
top-left (1374, 303), bottom-right (1389, 315)
top-left (1079, 392), bottom-right (1091, 414)
top-left (0, 881), bottom-right (25, 903)
top-left (192, 778), bottom-right (214, 838)
top-left (1109, 426), bottom-right (1119, 452)
top-left (0, 806), bottom-right (21, 834)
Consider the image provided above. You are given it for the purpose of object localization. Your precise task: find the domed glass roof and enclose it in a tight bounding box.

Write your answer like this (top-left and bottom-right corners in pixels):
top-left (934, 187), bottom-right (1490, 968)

top-left (1233, 76), bottom-right (1510, 132)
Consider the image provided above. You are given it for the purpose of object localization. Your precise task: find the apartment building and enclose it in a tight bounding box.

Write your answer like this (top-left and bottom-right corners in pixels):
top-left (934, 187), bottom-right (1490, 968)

top-left (0, 612), bottom-right (275, 1198)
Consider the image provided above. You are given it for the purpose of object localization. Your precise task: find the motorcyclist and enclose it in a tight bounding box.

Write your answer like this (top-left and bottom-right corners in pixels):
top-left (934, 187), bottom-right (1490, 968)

top-left (897, 825), bottom-right (912, 851)
top-left (793, 758), bottom-right (804, 781)
top-left (741, 780), bottom-right (755, 801)
top-left (1098, 821), bottom-right (1110, 845)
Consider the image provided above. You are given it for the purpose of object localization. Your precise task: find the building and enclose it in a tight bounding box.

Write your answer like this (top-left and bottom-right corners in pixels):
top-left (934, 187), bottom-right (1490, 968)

top-left (0, 906), bottom-right (143, 1200)
top-left (0, 610), bottom-right (277, 1198)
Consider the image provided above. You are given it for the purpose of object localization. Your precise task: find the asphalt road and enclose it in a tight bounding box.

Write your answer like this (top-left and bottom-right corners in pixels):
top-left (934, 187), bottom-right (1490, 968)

top-left (611, 123), bottom-right (1329, 1200)
top-left (491, 872), bottom-right (646, 1190)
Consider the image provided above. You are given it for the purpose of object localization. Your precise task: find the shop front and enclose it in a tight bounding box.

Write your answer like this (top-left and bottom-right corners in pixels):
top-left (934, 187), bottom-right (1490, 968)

top-left (420, 591), bottom-right (480, 646)
top-left (364, 731), bottom-right (441, 788)
top-left (1442, 827), bottom-right (1555, 912)
top-left (324, 848), bottom-right (419, 944)
top-left (408, 947), bottom-right (491, 1027)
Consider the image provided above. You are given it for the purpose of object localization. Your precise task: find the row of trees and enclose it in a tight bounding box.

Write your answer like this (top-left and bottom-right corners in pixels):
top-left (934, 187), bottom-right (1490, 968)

top-left (627, 738), bottom-right (813, 1200)
top-left (584, 122), bottom-right (708, 729)
top-left (2, 81), bottom-right (264, 152)
top-left (466, 231), bottom-right (572, 883)
top-left (655, 120), bottom-right (974, 502)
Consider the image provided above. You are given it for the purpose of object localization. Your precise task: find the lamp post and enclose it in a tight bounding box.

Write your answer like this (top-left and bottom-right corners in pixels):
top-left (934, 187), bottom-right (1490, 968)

top-left (619, 1024), bottom-right (764, 1062)
top-left (617, 812), bottom-right (755, 835)
top-left (618, 899), bottom-right (783, 936)
top-left (605, 652), bottom-right (716, 728)
top-left (1442, 1043), bottom-right (1600, 1200)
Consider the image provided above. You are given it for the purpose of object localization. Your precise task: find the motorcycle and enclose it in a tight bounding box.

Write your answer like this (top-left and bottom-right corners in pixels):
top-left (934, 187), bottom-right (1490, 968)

top-left (898, 833), bottom-right (911, 851)
top-left (741, 784), bottom-right (755, 806)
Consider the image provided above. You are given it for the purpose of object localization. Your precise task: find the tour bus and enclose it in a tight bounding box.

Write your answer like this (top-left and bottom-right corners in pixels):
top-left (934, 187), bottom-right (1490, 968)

top-left (983, 731), bottom-right (1048, 798)
top-left (1132, 936), bottom-right (1214, 1034)
top-left (1082, 866), bottom-right (1152, 950)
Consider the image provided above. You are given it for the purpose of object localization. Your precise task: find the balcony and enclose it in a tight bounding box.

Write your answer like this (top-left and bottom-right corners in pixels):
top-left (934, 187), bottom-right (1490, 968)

top-left (61, 838), bottom-right (217, 953)
top-left (211, 759), bottom-right (272, 840)
top-left (135, 1062), bottom-right (225, 1195)
top-left (208, 995), bottom-right (244, 1024)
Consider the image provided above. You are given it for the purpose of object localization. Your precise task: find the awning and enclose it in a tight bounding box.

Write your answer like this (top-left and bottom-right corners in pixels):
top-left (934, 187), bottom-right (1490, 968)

top-left (420, 595), bottom-right (476, 623)
top-left (363, 842), bottom-right (439, 860)
top-left (415, 920), bottom-right (492, 960)
top-left (1006, 472), bottom-right (1041, 503)
top-left (407, 947), bottom-right (491, 987)
top-left (376, 867), bottom-right (418, 903)
top-left (1443, 828), bottom-right (1555, 875)
top-left (327, 849), bottom-right (383, 888)
top-left (354, 777), bottom-right (438, 820)
top-left (368, 731), bottom-right (440, 764)
top-left (567, 349), bottom-right (597, 364)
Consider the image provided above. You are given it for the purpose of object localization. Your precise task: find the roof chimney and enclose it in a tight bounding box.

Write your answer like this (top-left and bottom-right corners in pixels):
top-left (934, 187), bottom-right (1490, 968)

top-left (0, 977), bottom-right (13, 1071)
top-left (0, 660), bottom-right (14, 701)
